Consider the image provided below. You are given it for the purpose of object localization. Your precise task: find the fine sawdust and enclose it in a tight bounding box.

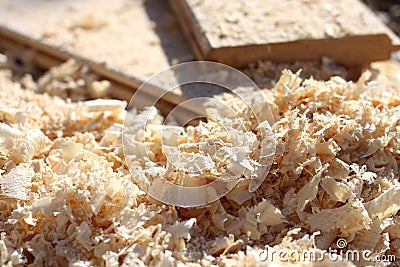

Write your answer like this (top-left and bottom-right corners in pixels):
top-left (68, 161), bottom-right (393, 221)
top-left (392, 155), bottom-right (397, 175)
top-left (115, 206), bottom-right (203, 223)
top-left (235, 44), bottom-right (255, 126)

top-left (0, 60), bottom-right (399, 266)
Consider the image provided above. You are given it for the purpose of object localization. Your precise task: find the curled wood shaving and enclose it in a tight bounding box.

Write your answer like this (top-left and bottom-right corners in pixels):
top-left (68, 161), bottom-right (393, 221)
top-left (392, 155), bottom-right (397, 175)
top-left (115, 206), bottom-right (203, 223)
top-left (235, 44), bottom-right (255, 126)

top-left (1, 163), bottom-right (33, 200)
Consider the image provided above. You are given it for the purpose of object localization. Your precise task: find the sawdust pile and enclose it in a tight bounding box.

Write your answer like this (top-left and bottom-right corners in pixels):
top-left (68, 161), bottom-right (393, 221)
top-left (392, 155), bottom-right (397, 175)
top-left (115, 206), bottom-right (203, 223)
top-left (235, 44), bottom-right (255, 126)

top-left (0, 61), bottom-right (399, 266)
top-left (34, 59), bottom-right (111, 101)
top-left (242, 57), bottom-right (349, 89)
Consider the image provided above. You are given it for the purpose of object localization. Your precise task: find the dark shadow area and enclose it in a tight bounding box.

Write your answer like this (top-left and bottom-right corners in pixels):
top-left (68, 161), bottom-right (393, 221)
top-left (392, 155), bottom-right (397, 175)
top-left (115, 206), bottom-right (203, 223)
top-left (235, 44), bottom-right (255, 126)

top-left (143, 0), bottom-right (193, 65)
top-left (144, 0), bottom-right (234, 101)
top-left (363, 0), bottom-right (400, 35)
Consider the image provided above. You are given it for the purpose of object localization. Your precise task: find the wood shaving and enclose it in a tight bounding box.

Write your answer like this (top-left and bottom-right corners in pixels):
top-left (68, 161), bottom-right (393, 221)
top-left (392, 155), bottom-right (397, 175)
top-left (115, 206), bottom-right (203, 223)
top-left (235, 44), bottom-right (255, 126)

top-left (1, 163), bottom-right (34, 200)
top-left (0, 59), bottom-right (399, 266)
top-left (36, 59), bottom-right (110, 101)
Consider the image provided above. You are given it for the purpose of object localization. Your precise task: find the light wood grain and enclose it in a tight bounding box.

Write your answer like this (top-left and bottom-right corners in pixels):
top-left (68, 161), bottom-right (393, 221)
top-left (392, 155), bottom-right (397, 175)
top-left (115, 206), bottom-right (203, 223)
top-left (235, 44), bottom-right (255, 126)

top-left (172, 0), bottom-right (400, 67)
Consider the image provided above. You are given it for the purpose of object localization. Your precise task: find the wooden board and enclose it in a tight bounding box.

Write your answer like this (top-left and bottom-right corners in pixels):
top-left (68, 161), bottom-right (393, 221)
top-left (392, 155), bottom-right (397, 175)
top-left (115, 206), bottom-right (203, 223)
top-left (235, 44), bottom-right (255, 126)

top-left (171, 0), bottom-right (400, 68)
top-left (0, 0), bottom-right (194, 110)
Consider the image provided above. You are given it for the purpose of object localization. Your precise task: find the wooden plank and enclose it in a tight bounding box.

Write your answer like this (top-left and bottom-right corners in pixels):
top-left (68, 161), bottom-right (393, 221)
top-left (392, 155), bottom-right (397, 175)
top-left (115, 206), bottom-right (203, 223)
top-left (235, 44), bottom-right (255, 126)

top-left (172, 0), bottom-right (400, 68)
top-left (0, 0), bottom-right (194, 107)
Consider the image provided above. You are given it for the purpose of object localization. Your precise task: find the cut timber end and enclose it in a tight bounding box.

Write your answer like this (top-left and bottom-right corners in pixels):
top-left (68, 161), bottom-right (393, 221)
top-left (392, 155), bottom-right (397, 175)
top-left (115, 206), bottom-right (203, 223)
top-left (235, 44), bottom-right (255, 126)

top-left (208, 34), bottom-right (396, 68)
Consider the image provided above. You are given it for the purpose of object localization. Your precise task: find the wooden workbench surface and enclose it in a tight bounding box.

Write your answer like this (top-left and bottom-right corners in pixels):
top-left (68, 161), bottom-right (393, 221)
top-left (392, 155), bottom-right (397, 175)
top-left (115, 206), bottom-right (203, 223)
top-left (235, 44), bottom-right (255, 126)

top-left (0, 0), bottom-right (194, 102)
top-left (172, 0), bottom-right (400, 67)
